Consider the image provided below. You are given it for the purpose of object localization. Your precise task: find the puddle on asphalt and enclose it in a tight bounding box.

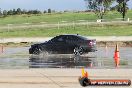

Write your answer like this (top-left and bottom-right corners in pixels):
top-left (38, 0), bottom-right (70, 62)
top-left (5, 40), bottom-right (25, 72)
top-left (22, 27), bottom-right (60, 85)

top-left (29, 54), bottom-right (96, 68)
top-left (0, 57), bottom-right (29, 69)
top-left (0, 47), bottom-right (132, 69)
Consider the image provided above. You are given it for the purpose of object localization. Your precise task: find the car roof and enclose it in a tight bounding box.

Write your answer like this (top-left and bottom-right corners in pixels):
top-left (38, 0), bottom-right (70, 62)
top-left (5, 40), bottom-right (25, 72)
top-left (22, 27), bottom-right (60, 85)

top-left (59, 34), bottom-right (81, 36)
top-left (59, 34), bottom-right (88, 40)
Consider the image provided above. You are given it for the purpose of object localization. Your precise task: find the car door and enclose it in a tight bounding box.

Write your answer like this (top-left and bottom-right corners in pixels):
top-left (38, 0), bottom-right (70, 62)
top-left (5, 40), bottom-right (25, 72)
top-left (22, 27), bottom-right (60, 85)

top-left (44, 36), bottom-right (60, 53)
top-left (55, 35), bottom-right (70, 53)
top-left (65, 35), bottom-right (78, 53)
top-left (47, 35), bottom-right (68, 54)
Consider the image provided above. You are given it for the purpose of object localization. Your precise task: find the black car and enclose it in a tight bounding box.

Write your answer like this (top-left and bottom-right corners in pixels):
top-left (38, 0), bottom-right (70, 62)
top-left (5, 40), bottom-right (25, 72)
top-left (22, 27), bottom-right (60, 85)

top-left (29, 34), bottom-right (96, 55)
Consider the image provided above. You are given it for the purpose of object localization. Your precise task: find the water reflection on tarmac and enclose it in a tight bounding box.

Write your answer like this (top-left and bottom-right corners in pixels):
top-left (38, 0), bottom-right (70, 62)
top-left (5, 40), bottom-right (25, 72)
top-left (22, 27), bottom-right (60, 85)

top-left (0, 47), bottom-right (132, 69)
top-left (29, 54), bottom-right (95, 68)
top-left (29, 46), bottom-right (132, 68)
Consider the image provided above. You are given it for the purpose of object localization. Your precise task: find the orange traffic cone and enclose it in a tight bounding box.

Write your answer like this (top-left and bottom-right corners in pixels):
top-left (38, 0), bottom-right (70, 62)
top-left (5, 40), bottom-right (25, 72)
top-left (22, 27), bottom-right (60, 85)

top-left (114, 44), bottom-right (120, 68)
top-left (81, 68), bottom-right (85, 77)
top-left (79, 67), bottom-right (131, 87)
top-left (81, 68), bottom-right (88, 78)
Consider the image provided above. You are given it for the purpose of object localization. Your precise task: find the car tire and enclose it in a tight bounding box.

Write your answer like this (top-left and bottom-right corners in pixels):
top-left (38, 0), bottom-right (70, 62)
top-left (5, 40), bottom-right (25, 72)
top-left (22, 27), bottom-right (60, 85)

top-left (33, 47), bottom-right (42, 55)
top-left (74, 47), bottom-right (83, 55)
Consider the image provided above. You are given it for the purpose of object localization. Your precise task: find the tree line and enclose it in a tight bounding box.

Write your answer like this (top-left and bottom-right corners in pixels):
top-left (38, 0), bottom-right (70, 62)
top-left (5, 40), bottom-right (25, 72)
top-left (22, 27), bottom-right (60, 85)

top-left (0, 8), bottom-right (52, 17)
top-left (0, 0), bottom-right (131, 21)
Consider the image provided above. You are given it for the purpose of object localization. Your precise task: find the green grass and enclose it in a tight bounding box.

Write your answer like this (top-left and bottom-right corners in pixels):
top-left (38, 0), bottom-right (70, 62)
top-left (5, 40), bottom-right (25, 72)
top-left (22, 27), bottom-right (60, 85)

top-left (0, 24), bottom-right (132, 37)
top-left (0, 13), bottom-right (97, 25)
top-left (0, 11), bottom-right (132, 37)
top-left (0, 10), bottom-right (132, 25)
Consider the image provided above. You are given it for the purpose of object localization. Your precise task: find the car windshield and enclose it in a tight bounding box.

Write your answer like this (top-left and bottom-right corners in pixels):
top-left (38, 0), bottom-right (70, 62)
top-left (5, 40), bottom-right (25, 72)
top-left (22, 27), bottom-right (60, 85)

top-left (48, 36), bottom-right (63, 42)
top-left (48, 38), bottom-right (55, 42)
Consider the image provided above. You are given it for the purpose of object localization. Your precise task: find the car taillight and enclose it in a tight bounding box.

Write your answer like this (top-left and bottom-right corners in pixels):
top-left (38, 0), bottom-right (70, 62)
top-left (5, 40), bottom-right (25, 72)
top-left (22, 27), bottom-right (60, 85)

top-left (88, 40), bottom-right (96, 46)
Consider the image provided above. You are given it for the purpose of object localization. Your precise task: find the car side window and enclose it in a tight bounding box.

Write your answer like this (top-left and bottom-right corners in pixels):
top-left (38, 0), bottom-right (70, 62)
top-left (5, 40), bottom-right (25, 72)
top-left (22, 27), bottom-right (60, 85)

top-left (71, 36), bottom-right (80, 41)
top-left (65, 36), bottom-right (76, 42)
top-left (58, 37), bottom-right (63, 41)
top-left (50, 36), bottom-right (61, 42)
top-left (57, 36), bottom-right (66, 42)
top-left (66, 36), bottom-right (71, 41)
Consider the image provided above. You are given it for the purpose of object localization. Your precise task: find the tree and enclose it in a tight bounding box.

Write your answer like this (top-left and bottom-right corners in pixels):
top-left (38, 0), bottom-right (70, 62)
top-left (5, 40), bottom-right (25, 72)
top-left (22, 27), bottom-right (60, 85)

top-left (33, 10), bottom-right (41, 14)
top-left (110, 5), bottom-right (118, 11)
top-left (43, 10), bottom-right (47, 14)
top-left (84, 0), bottom-right (114, 20)
top-left (116, 0), bottom-right (129, 20)
top-left (7, 10), bottom-right (13, 15)
top-left (3, 10), bottom-right (7, 17)
top-left (13, 9), bottom-right (16, 15)
top-left (48, 8), bottom-right (51, 13)
top-left (0, 8), bottom-right (2, 17)
top-left (16, 8), bottom-right (22, 15)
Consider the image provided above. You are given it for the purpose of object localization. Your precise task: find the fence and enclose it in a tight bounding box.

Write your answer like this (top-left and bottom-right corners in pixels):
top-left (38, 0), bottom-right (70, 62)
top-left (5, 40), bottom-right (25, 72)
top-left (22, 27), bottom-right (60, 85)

top-left (0, 18), bottom-right (132, 32)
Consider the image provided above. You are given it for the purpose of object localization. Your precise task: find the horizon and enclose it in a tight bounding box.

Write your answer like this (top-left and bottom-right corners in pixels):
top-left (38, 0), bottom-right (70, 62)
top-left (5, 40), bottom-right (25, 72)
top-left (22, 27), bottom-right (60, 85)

top-left (0, 0), bottom-right (132, 11)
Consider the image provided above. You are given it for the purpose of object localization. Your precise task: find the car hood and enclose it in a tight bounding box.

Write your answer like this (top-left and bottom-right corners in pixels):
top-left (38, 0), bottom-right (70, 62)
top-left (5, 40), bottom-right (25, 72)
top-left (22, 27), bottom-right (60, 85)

top-left (31, 41), bottom-right (47, 47)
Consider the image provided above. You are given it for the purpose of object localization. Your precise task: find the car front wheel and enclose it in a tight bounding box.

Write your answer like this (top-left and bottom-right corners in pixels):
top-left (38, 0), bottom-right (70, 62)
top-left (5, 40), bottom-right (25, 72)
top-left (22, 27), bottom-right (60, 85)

top-left (33, 47), bottom-right (42, 55)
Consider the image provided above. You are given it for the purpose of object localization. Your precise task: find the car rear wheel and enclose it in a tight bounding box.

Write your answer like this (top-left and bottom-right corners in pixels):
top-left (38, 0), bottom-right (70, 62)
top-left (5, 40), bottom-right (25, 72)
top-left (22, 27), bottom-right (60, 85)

top-left (74, 47), bottom-right (83, 55)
